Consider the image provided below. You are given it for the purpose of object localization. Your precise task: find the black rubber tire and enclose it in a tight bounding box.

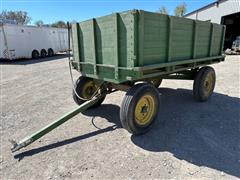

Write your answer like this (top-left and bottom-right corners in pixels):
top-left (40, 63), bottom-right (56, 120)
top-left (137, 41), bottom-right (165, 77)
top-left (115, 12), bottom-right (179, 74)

top-left (120, 83), bottom-right (160, 135)
top-left (48, 48), bottom-right (54, 57)
top-left (32, 50), bottom-right (39, 59)
top-left (40, 49), bottom-right (47, 58)
top-left (193, 66), bottom-right (216, 102)
top-left (72, 76), bottom-right (106, 108)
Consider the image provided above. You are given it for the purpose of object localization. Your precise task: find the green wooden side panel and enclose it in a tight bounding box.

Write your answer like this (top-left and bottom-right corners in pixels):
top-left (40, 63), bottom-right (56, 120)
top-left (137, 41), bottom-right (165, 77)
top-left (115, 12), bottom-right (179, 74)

top-left (141, 11), bottom-right (168, 65)
top-left (71, 10), bottom-right (225, 83)
top-left (141, 12), bottom-right (223, 63)
top-left (72, 11), bottom-right (136, 82)
top-left (195, 21), bottom-right (211, 58)
top-left (78, 12), bottom-right (136, 68)
top-left (95, 14), bottom-right (116, 65)
top-left (79, 20), bottom-right (95, 63)
top-left (118, 12), bottom-right (136, 67)
top-left (171, 17), bottom-right (194, 61)
top-left (71, 23), bottom-right (80, 70)
top-left (212, 24), bottom-right (224, 56)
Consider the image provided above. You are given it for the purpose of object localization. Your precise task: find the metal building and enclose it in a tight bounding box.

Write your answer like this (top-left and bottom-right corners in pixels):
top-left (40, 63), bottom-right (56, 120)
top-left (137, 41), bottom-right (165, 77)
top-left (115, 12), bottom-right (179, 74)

top-left (184, 0), bottom-right (240, 49)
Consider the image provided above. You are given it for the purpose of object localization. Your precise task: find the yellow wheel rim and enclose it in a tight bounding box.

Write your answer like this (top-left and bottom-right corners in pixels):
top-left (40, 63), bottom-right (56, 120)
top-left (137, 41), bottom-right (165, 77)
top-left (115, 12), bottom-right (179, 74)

top-left (82, 81), bottom-right (97, 99)
top-left (134, 95), bottom-right (156, 126)
top-left (204, 73), bottom-right (214, 94)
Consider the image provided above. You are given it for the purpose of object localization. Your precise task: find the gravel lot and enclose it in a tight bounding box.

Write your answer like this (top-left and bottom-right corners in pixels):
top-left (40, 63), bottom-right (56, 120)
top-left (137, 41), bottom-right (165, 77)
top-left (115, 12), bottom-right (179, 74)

top-left (1, 55), bottom-right (240, 179)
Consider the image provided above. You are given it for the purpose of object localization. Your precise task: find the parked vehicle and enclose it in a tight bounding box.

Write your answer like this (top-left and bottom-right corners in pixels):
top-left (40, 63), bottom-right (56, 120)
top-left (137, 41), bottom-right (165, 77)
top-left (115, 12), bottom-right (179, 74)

top-left (11, 10), bottom-right (226, 152)
top-left (0, 22), bottom-right (68, 60)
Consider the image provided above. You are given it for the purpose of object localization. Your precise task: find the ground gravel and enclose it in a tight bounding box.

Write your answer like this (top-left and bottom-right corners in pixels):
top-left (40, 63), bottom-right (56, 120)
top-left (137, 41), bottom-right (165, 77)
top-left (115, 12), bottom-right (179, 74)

top-left (0, 55), bottom-right (239, 179)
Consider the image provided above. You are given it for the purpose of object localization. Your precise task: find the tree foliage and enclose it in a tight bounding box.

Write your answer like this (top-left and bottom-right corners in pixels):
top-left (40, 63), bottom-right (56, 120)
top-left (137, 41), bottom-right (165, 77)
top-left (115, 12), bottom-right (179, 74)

top-left (35, 20), bottom-right (44, 27)
top-left (158, 6), bottom-right (168, 15)
top-left (174, 3), bottom-right (187, 17)
top-left (0, 10), bottom-right (31, 24)
top-left (51, 21), bottom-right (67, 28)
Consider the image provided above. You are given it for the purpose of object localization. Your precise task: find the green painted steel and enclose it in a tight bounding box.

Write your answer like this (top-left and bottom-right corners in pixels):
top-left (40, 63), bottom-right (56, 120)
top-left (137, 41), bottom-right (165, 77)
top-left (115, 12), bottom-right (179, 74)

top-left (10, 96), bottom-right (104, 152)
top-left (71, 10), bottom-right (225, 83)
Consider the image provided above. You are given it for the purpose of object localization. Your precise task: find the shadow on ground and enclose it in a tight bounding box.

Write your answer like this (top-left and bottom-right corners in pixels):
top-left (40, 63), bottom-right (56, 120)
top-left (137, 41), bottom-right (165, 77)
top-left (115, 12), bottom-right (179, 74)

top-left (14, 88), bottom-right (240, 178)
top-left (132, 88), bottom-right (240, 178)
top-left (14, 104), bottom-right (121, 160)
top-left (82, 104), bottom-right (122, 128)
top-left (0, 54), bottom-right (68, 65)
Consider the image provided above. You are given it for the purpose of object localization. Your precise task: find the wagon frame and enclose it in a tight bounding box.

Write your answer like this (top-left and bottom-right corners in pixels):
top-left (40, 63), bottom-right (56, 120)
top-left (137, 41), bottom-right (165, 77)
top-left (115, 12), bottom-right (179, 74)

top-left (11, 10), bottom-right (225, 153)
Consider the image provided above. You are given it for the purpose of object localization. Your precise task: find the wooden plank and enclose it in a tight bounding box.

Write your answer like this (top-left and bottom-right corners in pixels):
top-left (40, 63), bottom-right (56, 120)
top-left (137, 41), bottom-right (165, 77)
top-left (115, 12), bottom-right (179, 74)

top-left (167, 16), bottom-right (172, 62)
top-left (208, 23), bottom-right (214, 57)
top-left (144, 48), bottom-right (171, 54)
top-left (139, 59), bottom-right (221, 80)
top-left (92, 19), bottom-right (97, 75)
top-left (192, 21), bottom-right (198, 59)
top-left (76, 23), bottom-right (81, 70)
top-left (114, 13), bottom-right (119, 80)
top-left (72, 23), bottom-right (81, 70)
top-left (135, 55), bottom-right (224, 71)
top-left (131, 10), bottom-right (138, 67)
top-left (138, 10), bottom-right (144, 66)
top-left (78, 61), bottom-right (133, 70)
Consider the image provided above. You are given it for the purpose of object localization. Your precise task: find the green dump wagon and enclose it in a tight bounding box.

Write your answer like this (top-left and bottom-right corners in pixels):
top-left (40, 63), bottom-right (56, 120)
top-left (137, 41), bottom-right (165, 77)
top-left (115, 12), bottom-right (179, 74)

top-left (10, 10), bottom-right (226, 153)
top-left (71, 10), bottom-right (225, 134)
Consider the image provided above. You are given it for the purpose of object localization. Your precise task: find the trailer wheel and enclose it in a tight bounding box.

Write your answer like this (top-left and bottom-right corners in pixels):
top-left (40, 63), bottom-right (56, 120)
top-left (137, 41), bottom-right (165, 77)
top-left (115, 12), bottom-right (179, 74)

top-left (32, 50), bottom-right (39, 59)
top-left (40, 49), bottom-right (47, 58)
top-left (150, 78), bottom-right (162, 88)
top-left (48, 48), bottom-right (54, 57)
top-left (73, 76), bottom-right (106, 108)
top-left (193, 66), bottom-right (216, 102)
top-left (120, 83), bottom-right (160, 135)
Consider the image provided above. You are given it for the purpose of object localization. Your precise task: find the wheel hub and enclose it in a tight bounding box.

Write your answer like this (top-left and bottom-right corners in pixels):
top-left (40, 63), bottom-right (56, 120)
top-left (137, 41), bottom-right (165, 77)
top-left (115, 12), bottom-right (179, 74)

top-left (204, 74), bottom-right (213, 93)
top-left (134, 95), bottom-right (156, 126)
top-left (82, 81), bottom-right (96, 99)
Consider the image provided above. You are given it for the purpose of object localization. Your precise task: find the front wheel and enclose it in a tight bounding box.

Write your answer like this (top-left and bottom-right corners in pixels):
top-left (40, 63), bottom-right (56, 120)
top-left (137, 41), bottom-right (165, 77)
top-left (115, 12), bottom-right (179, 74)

top-left (120, 83), bottom-right (160, 135)
top-left (193, 66), bottom-right (216, 102)
top-left (48, 48), bottom-right (54, 57)
top-left (72, 76), bottom-right (106, 108)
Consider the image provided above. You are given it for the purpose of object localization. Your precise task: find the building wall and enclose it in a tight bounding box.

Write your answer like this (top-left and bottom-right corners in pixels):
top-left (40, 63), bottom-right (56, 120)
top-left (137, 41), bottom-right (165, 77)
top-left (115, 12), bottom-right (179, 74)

top-left (185, 0), bottom-right (240, 24)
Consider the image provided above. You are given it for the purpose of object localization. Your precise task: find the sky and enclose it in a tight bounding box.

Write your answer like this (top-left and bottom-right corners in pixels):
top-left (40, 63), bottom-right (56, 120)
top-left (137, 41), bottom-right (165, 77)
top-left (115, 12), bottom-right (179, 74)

top-left (1, 0), bottom-right (214, 24)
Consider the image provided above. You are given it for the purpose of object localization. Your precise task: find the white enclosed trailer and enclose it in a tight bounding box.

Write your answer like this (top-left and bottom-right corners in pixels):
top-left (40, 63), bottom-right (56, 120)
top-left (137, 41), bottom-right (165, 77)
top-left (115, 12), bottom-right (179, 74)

top-left (0, 23), bottom-right (68, 60)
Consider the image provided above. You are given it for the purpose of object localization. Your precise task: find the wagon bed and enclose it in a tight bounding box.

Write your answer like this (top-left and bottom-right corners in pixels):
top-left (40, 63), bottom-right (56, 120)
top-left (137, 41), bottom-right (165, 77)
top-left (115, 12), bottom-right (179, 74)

top-left (71, 10), bottom-right (225, 83)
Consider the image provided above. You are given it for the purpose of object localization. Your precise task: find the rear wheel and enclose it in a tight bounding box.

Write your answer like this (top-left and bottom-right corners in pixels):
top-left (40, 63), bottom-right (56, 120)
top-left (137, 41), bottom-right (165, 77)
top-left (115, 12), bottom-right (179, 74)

top-left (32, 50), bottom-right (39, 59)
top-left (73, 76), bottom-right (106, 108)
top-left (120, 83), bottom-right (160, 135)
top-left (48, 48), bottom-right (54, 57)
top-left (193, 66), bottom-right (216, 102)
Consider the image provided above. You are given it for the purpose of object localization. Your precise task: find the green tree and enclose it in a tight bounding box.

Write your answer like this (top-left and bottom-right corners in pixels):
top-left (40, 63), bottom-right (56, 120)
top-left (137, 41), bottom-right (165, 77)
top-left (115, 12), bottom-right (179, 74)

top-left (158, 6), bottom-right (168, 15)
top-left (174, 3), bottom-right (187, 17)
top-left (0, 10), bottom-right (31, 24)
top-left (51, 21), bottom-right (67, 28)
top-left (35, 20), bottom-right (44, 27)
